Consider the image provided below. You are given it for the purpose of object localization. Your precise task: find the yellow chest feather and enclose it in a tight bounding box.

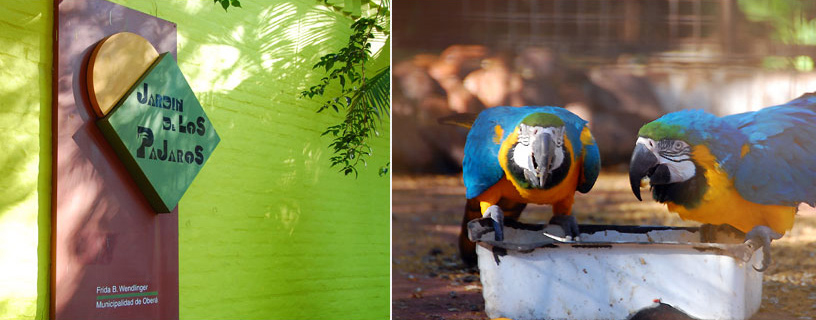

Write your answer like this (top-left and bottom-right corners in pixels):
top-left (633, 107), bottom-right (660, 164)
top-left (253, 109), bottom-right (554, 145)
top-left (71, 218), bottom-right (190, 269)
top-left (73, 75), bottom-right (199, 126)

top-left (666, 145), bottom-right (794, 234)
top-left (494, 131), bottom-right (580, 205)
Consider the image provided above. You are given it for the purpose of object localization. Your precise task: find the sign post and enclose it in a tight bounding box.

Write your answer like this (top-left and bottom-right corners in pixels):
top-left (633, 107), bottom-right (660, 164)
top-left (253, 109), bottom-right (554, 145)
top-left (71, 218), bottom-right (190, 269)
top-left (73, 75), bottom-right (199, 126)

top-left (52, 1), bottom-right (217, 319)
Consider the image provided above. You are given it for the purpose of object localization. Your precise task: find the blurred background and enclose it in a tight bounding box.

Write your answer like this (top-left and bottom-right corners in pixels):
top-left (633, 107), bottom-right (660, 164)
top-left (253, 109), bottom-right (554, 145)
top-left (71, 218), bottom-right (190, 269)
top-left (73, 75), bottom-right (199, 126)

top-left (393, 0), bottom-right (816, 173)
top-left (391, 1), bottom-right (816, 319)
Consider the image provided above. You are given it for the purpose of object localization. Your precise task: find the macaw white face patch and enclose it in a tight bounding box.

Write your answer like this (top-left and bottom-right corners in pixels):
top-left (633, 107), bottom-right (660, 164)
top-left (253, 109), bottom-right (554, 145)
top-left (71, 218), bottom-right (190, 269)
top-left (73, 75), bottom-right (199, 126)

top-left (636, 137), bottom-right (696, 183)
top-left (514, 125), bottom-right (565, 172)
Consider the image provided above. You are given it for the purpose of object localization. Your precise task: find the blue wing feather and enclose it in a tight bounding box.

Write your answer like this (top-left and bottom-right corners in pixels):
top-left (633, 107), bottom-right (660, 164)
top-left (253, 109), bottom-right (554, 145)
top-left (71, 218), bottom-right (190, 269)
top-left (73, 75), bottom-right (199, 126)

top-left (463, 108), bottom-right (510, 199)
top-left (463, 106), bottom-right (590, 199)
top-left (725, 100), bottom-right (816, 206)
top-left (578, 137), bottom-right (601, 193)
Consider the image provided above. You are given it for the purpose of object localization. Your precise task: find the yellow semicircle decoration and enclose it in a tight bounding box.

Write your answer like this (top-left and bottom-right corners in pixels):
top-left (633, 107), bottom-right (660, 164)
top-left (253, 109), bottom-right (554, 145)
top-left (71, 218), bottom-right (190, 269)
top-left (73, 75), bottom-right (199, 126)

top-left (87, 32), bottom-right (160, 117)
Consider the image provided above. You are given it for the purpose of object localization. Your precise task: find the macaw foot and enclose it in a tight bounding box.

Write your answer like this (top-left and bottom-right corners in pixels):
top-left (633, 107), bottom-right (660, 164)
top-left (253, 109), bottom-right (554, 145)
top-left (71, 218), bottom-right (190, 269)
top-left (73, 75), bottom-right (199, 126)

top-left (744, 225), bottom-right (783, 272)
top-left (548, 214), bottom-right (580, 241)
top-left (484, 205), bottom-right (505, 241)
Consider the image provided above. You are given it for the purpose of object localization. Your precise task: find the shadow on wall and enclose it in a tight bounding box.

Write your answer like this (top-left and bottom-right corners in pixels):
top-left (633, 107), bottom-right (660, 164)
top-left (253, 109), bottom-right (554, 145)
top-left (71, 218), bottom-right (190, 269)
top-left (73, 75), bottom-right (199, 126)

top-left (392, 45), bottom-right (664, 174)
top-left (159, 2), bottom-right (390, 319)
top-left (182, 2), bottom-right (344, 97)
top-left (51, 1), bottom-right (389, 319)
top-left (0, 37), bottom-right (45, 320)
top-left (0, 2), bottom-right (54, 319)
top-left (0, 66), bottom-right (40, 217)
top-left (181, 1), bottom-right (351, 241)
top-left (53, 3), bottom-right (182, 317)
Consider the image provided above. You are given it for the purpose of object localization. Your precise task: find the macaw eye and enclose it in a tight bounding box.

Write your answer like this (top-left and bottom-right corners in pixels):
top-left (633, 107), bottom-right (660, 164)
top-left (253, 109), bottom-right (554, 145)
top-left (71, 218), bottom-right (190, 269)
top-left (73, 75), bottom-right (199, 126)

top-left (660, 140), bottom-right (690, 158)
top-left (672, 141), bottom-right (688, 152)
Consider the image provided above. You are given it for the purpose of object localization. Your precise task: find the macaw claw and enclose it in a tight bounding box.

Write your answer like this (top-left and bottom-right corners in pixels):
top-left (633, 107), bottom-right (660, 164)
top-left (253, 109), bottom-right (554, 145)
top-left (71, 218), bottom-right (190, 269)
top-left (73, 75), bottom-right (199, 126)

top-left (743, 225), bottom-right (783, 272)
top-left (548, 214), bottom-right (581, 242)
top-left (484, 205), bottom-right (505, 241)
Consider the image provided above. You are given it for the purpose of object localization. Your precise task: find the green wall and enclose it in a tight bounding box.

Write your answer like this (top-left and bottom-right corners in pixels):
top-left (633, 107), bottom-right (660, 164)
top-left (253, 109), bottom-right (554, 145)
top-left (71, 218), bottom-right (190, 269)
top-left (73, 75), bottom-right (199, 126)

top-left (0, 2), bottom-right (52, 320)
top-left (111, 1), bottom-right (391, 319)
top-left (0, 1), bottom-right (390, 319)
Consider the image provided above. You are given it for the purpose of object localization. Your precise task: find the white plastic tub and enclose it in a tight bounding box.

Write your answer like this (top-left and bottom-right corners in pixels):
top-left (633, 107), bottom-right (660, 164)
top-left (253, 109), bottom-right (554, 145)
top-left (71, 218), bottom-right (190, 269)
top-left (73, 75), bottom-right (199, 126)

top-left (469, 220), bottom-right (763, 320)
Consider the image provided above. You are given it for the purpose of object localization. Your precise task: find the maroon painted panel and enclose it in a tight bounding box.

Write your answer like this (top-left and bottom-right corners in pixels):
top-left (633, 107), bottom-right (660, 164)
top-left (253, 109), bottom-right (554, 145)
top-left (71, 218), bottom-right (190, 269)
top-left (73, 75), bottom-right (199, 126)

top-left (54, 0), bottom-right (179, 319)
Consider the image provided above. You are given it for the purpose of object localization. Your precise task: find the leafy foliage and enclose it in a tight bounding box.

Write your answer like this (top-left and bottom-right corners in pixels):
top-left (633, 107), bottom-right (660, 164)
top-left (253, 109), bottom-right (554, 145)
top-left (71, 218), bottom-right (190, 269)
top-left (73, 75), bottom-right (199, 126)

top-left (214, 0), bottom-right (389, 177)
top-left (213, 0), bottom-right (241, 11)
top-left (739, 0), bottom-right (816, 71)
top-left (301, 13), bottom-right (390, 177)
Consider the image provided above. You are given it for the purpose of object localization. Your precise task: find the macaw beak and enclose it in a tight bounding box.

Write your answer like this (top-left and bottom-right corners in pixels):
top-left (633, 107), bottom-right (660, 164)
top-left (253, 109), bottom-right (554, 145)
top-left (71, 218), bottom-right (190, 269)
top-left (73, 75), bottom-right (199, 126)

top-left (531, 131), bottom-right (555, 188)
top-left (629, 143), bottom-right (659, 201)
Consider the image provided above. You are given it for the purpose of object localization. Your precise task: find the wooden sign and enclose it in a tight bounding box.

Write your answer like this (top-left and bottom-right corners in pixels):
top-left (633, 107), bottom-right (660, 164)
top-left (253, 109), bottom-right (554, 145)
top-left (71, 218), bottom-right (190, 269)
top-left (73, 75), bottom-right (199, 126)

top-left (54, 0), bottom-right (182, 319)
top-left (96, 50), bottom-right (220, 213)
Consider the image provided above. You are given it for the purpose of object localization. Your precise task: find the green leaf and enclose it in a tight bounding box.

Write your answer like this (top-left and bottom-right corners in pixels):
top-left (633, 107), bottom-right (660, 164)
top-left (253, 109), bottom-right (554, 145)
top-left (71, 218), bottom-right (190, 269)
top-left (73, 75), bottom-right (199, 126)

top-left (378, 163), bottom-right (390, 177)
top-left (220, 0), bottom-right (229, 11)
top-left (299, 4), bottom-right (390, 178)
top-left (230, 0), bottom-right (241, 8)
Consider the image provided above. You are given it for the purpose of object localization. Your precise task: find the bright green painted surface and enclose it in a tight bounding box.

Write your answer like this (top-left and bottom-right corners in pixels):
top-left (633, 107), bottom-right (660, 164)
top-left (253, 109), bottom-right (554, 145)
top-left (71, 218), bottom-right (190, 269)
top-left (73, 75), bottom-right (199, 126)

top-left (99, 52), bottom-right (220, 213)
top-left (110, 1), bottom-right (390, 319)
top-left (0, 1), bottom-right (389, 319)
top-left (0, 2), bottom-right (52, 320)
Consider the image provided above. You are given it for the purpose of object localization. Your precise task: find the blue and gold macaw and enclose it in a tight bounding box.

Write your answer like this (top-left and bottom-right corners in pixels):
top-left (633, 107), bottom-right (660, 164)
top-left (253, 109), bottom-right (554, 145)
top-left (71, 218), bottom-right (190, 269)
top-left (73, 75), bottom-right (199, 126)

top-left (629, 93), bottom-right (816, 270)
top-left (459, 106), bottom-right (600, 264)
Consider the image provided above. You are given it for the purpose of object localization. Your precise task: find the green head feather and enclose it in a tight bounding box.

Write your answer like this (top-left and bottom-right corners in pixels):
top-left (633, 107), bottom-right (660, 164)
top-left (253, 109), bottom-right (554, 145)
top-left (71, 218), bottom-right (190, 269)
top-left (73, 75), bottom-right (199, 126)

top-left (638, 122), bottom-right (687, 141)
top-left (521, 113), bottom-right (564, 127)
top-left (638, 109), bottom-right (746, 174)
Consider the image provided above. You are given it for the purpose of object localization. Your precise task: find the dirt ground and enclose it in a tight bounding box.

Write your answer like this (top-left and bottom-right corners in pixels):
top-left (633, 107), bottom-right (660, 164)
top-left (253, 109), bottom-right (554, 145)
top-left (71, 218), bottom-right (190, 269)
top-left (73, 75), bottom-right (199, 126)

top-left (392, 172), bottom-right (816, 320)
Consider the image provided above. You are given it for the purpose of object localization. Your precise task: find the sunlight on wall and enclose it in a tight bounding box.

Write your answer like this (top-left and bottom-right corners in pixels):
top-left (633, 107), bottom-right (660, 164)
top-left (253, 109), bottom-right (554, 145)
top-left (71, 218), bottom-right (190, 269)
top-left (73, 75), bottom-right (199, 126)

top-left (0, 205), bottom-right (38, 316)
top-left (110, 1), bottom-right (390, 319)
top-left (256, 3), bottom-right (301, 71)
top-left (0, 2), bottom-right (51, 320)
top-left (370, 33), bottom-right (388, 61)
top-left (286, 6), bottom-right (337, 60)
top-left (0, 0), bottom-right (389, 319)
top-left (186, 44), bottom-right (248, 92)
top-left (182, 1), bottom-right (205, 15)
